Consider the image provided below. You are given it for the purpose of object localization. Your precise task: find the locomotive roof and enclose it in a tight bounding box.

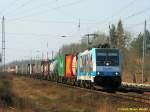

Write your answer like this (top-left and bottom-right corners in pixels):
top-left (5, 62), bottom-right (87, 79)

top-left (80, 48), bottom-right (119, 56)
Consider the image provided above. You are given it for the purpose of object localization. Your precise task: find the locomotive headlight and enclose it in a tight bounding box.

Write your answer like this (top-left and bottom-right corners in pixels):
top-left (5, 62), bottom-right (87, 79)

top-left (115, 72), bottom-right (119, 75)
top-left (97, 72), bottom-right (101, 76)
top-left (106, 63), bottom-right (109, 66)
top-left (97, 72), bottom-right (103, 76)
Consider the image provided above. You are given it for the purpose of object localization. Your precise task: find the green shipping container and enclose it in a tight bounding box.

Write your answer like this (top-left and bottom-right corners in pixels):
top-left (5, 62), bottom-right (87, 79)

top-left (58, 54), bottom-right (66, 76)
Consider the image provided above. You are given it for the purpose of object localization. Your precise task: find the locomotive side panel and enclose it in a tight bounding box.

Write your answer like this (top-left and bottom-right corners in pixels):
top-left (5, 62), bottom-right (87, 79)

top-left (77, 50), bottom-right (95, 82)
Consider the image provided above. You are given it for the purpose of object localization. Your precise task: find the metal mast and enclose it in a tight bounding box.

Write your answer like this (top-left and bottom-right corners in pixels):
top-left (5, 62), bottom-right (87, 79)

top-left (2, 16), bottom-right (5, 72)
top-left (47, 41), bottom-right (48, 60)
top-left (142, 20), bottom-right (146, 83)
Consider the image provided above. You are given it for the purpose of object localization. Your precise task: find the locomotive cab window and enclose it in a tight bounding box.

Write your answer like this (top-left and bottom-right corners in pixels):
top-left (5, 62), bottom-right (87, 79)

top-left (96, 49), bottom-right (119, 66)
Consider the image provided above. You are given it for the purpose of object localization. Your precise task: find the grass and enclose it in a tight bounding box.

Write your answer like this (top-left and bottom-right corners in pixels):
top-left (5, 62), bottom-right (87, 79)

top-left (0, 73), bottom-right (149, 112)
top-left (0, 73), bottom-right (15, 107)
top-left (0, 73), bottom-right (36, 111)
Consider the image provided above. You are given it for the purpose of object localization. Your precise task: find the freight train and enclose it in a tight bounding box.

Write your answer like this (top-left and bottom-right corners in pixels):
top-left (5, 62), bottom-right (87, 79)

top-left (7, 48), bottom-right (122, 89)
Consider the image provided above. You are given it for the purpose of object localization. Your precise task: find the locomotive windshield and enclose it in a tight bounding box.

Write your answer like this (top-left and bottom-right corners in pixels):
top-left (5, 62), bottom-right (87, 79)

top-left (96, 49), bottom-right (119, 66)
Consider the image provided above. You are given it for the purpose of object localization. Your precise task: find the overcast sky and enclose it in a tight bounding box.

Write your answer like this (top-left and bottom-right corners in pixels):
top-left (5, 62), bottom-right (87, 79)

top-left (0, 0), bottom-right (149, 63)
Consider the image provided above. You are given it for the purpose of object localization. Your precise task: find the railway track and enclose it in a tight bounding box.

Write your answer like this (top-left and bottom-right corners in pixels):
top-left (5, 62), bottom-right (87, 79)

top-left (115, 92), bottom-right (150, 104)
top-left (26, 76), bottom-right (150, 105)
top-left (9, 72), bottom-right (150, 106)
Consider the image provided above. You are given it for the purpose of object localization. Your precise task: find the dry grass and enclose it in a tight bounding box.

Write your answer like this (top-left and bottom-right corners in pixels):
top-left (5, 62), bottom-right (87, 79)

top-left (0, 73), bottom-right (149, 112)
top-left (0, 73), bottom-right (41, 112)
top-left (12, 76), bottom-right (150, 112)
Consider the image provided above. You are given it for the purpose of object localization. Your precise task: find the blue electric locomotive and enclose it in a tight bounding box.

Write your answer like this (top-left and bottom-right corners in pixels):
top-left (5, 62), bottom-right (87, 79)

top-left (77, 48), bottom-right (121, 88)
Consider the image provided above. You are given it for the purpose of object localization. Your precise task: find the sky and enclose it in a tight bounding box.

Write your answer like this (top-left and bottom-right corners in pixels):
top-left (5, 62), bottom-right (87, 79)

top-left (0, 0), bottom-right (149, 63)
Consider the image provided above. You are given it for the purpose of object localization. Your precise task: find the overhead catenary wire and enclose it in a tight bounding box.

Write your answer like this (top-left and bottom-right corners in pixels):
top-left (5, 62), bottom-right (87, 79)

top-left (0, 31), bottom-right (79, 39)
top-left (1, 32), bottom-right (59, 37)
top-left (123, 7), bottom-right (150, 21)
top-left (6, 0), bottom-right (58, 17)
top-left (3, 0), bottom-right (138, 39)
top-left (108, 0), bottom-right (138, 23)
top-left (3, 0), bottom-right (37, 16)
top-left (125, 22), bottom-right (144, 29)
top-left (2, 0), bottom-right (149, 36)
top-left (78, 0), bottom-right (139, 33)
top-left (115, 0), bottom-right (137, 14)
top-left (6, 18), bottom-right (103, 25)
top-left (3, 6), bottom-right (150, 39)
top-left (7, 0), bottom-right (86, 21)
top-left (5, 0), bottom-right (145, 30)
top-left (124, 18), bottom-right (150, 32)
top-left (3, 0), bottom-right (150, 64)
top-left (4, 20), bottom-right (149, 39)
top-left (0, 0), bottom-right (20, 16)
top-left (1, 0), bottom-right (148, 28)
top-left (89, 6), bottom-right (150, 33)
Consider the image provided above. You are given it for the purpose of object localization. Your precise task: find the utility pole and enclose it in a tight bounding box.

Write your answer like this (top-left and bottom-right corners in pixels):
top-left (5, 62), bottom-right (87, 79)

top-left (47, 41), bottom-right (48, 60)
top-left (142, 20), bottom-right (146, 83)
top-left (78, 19), bottom-right (80, 29)
top-left (2, 16), bottom-right (5, 72)
top-left (42, 52), bottom-right (44, 60)
top-left (51, 50), bottom-right (53, 60)
top-left (86, 34), bottom-right (91, 45)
